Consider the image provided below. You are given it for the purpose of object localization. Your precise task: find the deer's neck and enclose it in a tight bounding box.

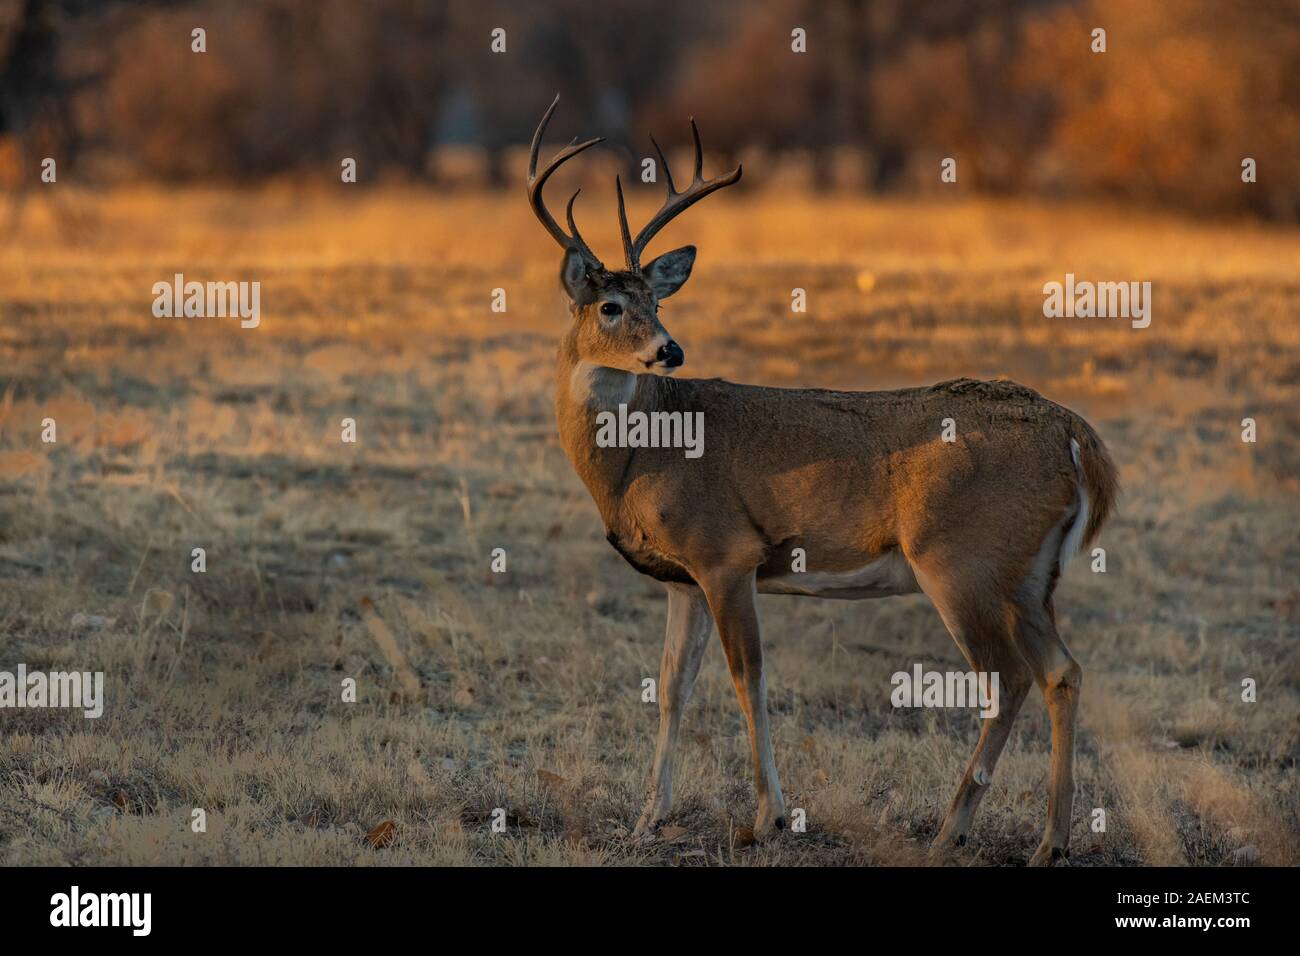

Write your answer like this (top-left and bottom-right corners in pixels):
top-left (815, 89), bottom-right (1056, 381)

top-left (554, 332), bottom-right (660, 524)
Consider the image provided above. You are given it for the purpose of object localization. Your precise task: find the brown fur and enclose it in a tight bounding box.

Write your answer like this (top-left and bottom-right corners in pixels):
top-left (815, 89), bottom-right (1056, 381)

top-left (529, 99), bottom-right (1118, 863)
top-left (551, 263), bottom-right (1119, 862)
top-left (557, 345), bottom-right (1115, 594)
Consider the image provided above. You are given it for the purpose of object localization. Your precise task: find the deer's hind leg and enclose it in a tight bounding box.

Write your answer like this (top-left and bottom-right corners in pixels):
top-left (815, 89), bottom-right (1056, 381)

top-left (996, 500), bottom-right (1084, 867)
top-left (932, 631), bottom-right (1032, 854)
top-left (1013, 593), bottom-right (1081, 867)
top-left (909, 560), bottom-right (1032, 856)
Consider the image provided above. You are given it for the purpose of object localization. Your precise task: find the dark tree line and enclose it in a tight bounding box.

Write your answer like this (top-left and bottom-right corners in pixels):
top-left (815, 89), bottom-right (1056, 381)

top-left (2, 0), bottom-right (1298, 218)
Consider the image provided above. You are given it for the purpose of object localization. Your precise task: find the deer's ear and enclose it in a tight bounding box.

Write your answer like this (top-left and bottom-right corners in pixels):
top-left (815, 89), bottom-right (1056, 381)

top-left (561, 248), bottom-right (596, 304)
top-left (643, 245), bottom-right (696, 299)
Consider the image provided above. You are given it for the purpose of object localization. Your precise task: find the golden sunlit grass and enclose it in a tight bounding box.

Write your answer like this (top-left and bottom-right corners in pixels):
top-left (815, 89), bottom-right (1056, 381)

top-left (0, 185), bottom-right (1297, 865)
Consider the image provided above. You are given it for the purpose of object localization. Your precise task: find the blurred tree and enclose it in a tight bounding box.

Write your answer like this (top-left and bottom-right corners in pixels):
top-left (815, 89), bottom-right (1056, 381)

top-left (89, 0), bottom-right (449, 181)
top-left (0, 0), bottom-right (105, 236)
top-left (869, 0), bottom-right (1062, 192)
top-left (3, 0), bottom-right (1295, 219)
top-left (0, 0), bottom-right (92, 167)
top-left (653, 0), bottom-right (1050, 191)
top-left (443, 0), bottom-right (696, 186)
top-left (1021, 0), bottom-right (1300, 218)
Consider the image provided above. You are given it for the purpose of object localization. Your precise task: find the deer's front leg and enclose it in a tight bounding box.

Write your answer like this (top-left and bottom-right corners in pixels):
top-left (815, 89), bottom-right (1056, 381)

top-left (634, 582), bottom-right (713, 836)
top-left (700, 569), bottom-right (786, 838)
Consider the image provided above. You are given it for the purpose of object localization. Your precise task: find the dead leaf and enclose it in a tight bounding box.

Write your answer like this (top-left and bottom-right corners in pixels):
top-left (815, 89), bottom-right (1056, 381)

top-left (365, 820), bottom-right (397, 848)
top-left (659, 825), bottom-right (688, 842)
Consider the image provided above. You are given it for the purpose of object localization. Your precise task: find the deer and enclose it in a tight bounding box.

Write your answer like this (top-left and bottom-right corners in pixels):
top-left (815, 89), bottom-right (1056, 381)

top-left (526, 95), bottom-right (1118, 865)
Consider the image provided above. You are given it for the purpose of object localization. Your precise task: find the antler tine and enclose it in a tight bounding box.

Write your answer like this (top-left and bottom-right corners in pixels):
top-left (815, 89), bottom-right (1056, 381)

top-left (614, 176), bottom-right (634, 271)
top-left (565, 189), bottom-right (586, 244)
top-left (648, 134), bottom-right (676, 195)
top-left (689, 118), bottom-right (703, 181)
top-left (527, 94), bottom-right (605, 265)
top-left (627, 118), bottom-right (741, 272)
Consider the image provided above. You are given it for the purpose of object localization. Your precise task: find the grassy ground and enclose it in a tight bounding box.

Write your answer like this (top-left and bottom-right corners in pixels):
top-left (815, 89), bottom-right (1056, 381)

top-left (0, 185), bottom-right (1297, 865)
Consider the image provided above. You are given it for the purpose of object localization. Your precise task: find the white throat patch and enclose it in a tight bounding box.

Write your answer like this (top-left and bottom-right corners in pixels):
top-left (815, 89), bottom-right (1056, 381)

top-left (570, 361), bottom-right (637, 410)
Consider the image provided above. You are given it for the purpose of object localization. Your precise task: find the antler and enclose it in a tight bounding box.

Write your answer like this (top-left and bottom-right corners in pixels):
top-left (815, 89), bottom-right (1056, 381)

top-left (618, 117), bottom-right (742, 273)
top-left (528, 94), bottom-right (605, 267)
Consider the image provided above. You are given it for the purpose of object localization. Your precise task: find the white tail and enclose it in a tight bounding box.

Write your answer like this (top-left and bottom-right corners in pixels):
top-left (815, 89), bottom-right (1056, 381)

top-left (1059, 438), bottom-right (1090, 570)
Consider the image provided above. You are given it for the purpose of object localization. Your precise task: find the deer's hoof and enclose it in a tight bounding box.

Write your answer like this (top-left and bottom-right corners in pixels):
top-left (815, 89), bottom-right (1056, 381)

top-left (927, 831), bottom-right (966, 864)
top-left (930, 822), bottom-right (968, 853)
top-left (1028, 842), bottom-right (1069, 867)
top-left (750, 807), bottom-right (787, 842)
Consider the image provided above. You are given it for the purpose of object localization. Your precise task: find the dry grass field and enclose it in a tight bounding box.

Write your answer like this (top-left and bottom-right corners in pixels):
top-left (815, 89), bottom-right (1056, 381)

top-left (0, 185), bottom-right (1297, 866)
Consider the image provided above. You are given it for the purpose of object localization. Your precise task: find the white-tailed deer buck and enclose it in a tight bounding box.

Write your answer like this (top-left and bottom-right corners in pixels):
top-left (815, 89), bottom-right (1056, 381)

top-left (528, 96), bottom-right (1118, 865)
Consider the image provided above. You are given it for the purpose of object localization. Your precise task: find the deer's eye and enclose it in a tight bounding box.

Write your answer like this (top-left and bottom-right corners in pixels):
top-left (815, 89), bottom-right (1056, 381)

top-left (599, 302), bottom-right (622, 317)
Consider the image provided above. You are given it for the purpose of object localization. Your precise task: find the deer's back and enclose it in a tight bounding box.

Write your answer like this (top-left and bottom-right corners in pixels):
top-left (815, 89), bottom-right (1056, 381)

top-left (615, 376), bottom-right (1085, 584)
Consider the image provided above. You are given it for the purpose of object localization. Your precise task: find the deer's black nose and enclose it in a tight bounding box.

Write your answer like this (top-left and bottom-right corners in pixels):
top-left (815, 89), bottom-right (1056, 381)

top-left (657, 340), bottom-right (684, 367)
